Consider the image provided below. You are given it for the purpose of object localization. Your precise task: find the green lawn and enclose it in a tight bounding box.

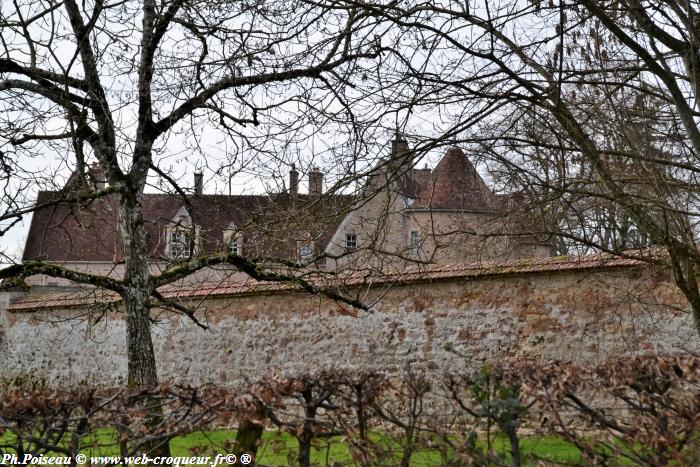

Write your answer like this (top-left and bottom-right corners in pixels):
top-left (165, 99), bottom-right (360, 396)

top-left (170, 430), bottom-right (582, 466)
top-left (4, 429), bottom-right (582, 466)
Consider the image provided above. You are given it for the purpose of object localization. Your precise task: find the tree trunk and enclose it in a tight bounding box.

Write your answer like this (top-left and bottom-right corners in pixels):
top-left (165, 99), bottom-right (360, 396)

top-left (119, 197), bottom-right (171, 461)
top-left (119, 199), bottom-right (158, 387)
top-left (235, 419), bottom-right (263, 465)
top-left (298, 436), bottom-right (311, 467)
top-left (298, 388), bottom-right (315, 467)
top-left (506, 426), bottom-right (521, 467)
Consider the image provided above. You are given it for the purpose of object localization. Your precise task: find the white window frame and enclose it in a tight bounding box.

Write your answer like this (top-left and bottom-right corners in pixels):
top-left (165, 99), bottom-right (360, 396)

top-left (300, 243), bottom-right (312, 259)
top-left (166, 207), bottom-right (198, 260)
top-left (224, 222), bottom-right (243, 256)
top-left (170, 230), bottom-right (191, 259)
top-left (345, 233), bottom-right (357, 252)
top-left (410, 230), bottom-right (421, 256)
top-left (229, 235), bottom-right (242, 255)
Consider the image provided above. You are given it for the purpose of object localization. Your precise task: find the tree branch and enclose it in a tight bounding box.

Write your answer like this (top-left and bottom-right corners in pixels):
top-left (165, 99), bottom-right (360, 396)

top-left (0, 57), bottom-right (88, 91)
top-left (150, 253), bottom-right (368, 311)
top-left (0, 261), bottom-right (123, 293)
top-left (153, 48), bottom-right (386, 136)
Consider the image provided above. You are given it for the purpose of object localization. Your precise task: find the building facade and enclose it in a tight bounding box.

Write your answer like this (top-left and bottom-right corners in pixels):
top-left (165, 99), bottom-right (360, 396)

top-left (1, 139), bottom-right (690, 389)
top-left (21, 135), bottom-right (551, 289)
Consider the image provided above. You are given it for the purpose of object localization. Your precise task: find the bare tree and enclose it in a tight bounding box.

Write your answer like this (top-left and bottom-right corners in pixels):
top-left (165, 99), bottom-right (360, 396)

top-left (330, 0), bottom-right (700, 337)
top-left (0, 0), bottom-right (405, 388)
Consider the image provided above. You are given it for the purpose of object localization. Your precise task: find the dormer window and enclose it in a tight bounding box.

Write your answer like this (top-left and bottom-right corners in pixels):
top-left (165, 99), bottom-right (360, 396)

top-left (224, 221), bottom-right (243, 256)
top-left (300, 243), bottom-right (312, 259)
top-left (410, 230), bottom-right (421, 257)
top-left (229, 236), bottom-right (241, 255)
top-left (165, 206), bottom-right (198, 260)
top-left (296, 235), bottom-right (315, 262)
top-left (345, 234), bottom-right (357, 252)
top-left (170, 231), bottom-right (191, 258)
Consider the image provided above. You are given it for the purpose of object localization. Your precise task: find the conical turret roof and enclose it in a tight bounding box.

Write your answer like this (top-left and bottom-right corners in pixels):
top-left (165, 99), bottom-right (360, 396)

top-left (413, 147), bottom-right (496, 211)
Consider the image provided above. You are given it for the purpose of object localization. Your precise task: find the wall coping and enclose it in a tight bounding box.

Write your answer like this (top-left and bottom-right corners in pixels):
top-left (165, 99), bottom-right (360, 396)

top-left (6, 252), bottom-right (656, 312)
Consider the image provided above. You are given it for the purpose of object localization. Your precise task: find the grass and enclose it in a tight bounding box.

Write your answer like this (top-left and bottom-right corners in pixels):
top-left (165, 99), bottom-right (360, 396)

top-left (3, 429), bottom-right (582, 466)
top-left (164, 430), bottom-right (581, 466)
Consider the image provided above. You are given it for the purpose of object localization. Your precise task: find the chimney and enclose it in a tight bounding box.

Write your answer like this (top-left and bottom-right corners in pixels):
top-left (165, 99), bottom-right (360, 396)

top-left (308, 167), bottom-right (323, 196)
top-left (89, 162), bottom-right (107, 190)
top-left (289, 164), bottom-right (299, 196)
top-left (390, 131), bottom-right (412, 174)
top-left (194, 172), bottom-right (203, 196)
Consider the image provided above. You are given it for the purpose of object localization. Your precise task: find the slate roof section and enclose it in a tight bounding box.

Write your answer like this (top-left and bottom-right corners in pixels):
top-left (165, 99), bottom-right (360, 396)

top-left (412, 147), bottom-right (497, 211)
top-left (8, 253), bottom-right (648, 311)
top-left (395, 168), bottom-right (429, 198)
top-left (22, 192), bottom-right (355, 262)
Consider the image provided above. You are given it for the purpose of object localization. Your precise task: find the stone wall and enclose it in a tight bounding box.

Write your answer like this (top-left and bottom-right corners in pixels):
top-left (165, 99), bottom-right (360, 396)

top-left (1, 264), bottom-right (696, 388)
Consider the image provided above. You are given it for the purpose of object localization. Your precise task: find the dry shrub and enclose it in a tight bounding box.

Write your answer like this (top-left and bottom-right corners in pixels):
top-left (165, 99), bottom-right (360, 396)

top-left (3, 355), bottom-right (699, 466)
top-left (512, 354), bottom-right (700, 465)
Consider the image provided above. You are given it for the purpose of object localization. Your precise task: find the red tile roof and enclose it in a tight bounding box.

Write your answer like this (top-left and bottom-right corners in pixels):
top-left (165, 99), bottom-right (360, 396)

top-left (9, 289), bottom-right (121, 310)
top-left (8, 253), bottom-right (649, 311)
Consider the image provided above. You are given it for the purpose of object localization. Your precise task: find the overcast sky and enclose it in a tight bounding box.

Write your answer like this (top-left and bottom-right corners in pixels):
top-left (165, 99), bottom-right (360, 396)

top-left (0, 0), bottom-right (525, 264)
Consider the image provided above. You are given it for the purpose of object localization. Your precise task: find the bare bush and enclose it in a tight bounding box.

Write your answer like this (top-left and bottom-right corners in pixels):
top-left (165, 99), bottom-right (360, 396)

top-left (3, 356), bottom-right (699, 466)
top-left (515, 355), bottom-right (700, 465)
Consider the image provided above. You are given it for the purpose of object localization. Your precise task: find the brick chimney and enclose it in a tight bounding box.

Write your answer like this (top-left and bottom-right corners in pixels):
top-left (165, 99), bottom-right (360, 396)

top-left (194, 172), bottom-right (203, 196)
top-left (390, 131), bottom-right (412, 174)
top-left (289, 164), bottom-right (299, 195)
top-left (308, 167), bottom-right (323, 196)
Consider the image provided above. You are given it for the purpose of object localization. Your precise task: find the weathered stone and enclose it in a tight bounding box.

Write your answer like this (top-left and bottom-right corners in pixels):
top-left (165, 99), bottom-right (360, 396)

top-left (0, 266), bottom-right (695, 388)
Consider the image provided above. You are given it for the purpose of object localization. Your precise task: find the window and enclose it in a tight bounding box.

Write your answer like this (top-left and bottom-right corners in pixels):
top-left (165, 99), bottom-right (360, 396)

top-left (410, 230), bottom-right (421, 256)
top-left (170, 230), bottom-right (191, 258)
top-left (229, 237), bottom-right (240, 255)
top-left (224, 222), bottom-right (243, 256)
top-left (345, 234), bottom-right (357, 252)
top-left (300, 243), bottom-right (312, 258)
top-left (167, 206), bottom-right (197, 259)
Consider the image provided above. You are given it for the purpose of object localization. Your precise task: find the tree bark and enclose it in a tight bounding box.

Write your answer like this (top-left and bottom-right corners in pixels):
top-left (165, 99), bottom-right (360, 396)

top-left (118, 194), bottom-right (171, 461)
top-left (234, 419), bottom-right (263, 466)
top-left (119, 198), bottom-right (158, 387)
top-left (298, 388), bottom-right (316, 467)
top-left (506, 425), bottom-right (521, 467)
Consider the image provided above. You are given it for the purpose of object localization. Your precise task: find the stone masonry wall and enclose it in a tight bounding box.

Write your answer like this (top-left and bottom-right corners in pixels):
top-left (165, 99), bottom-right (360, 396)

top-left (1, 265), bottom-right (697, 388)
